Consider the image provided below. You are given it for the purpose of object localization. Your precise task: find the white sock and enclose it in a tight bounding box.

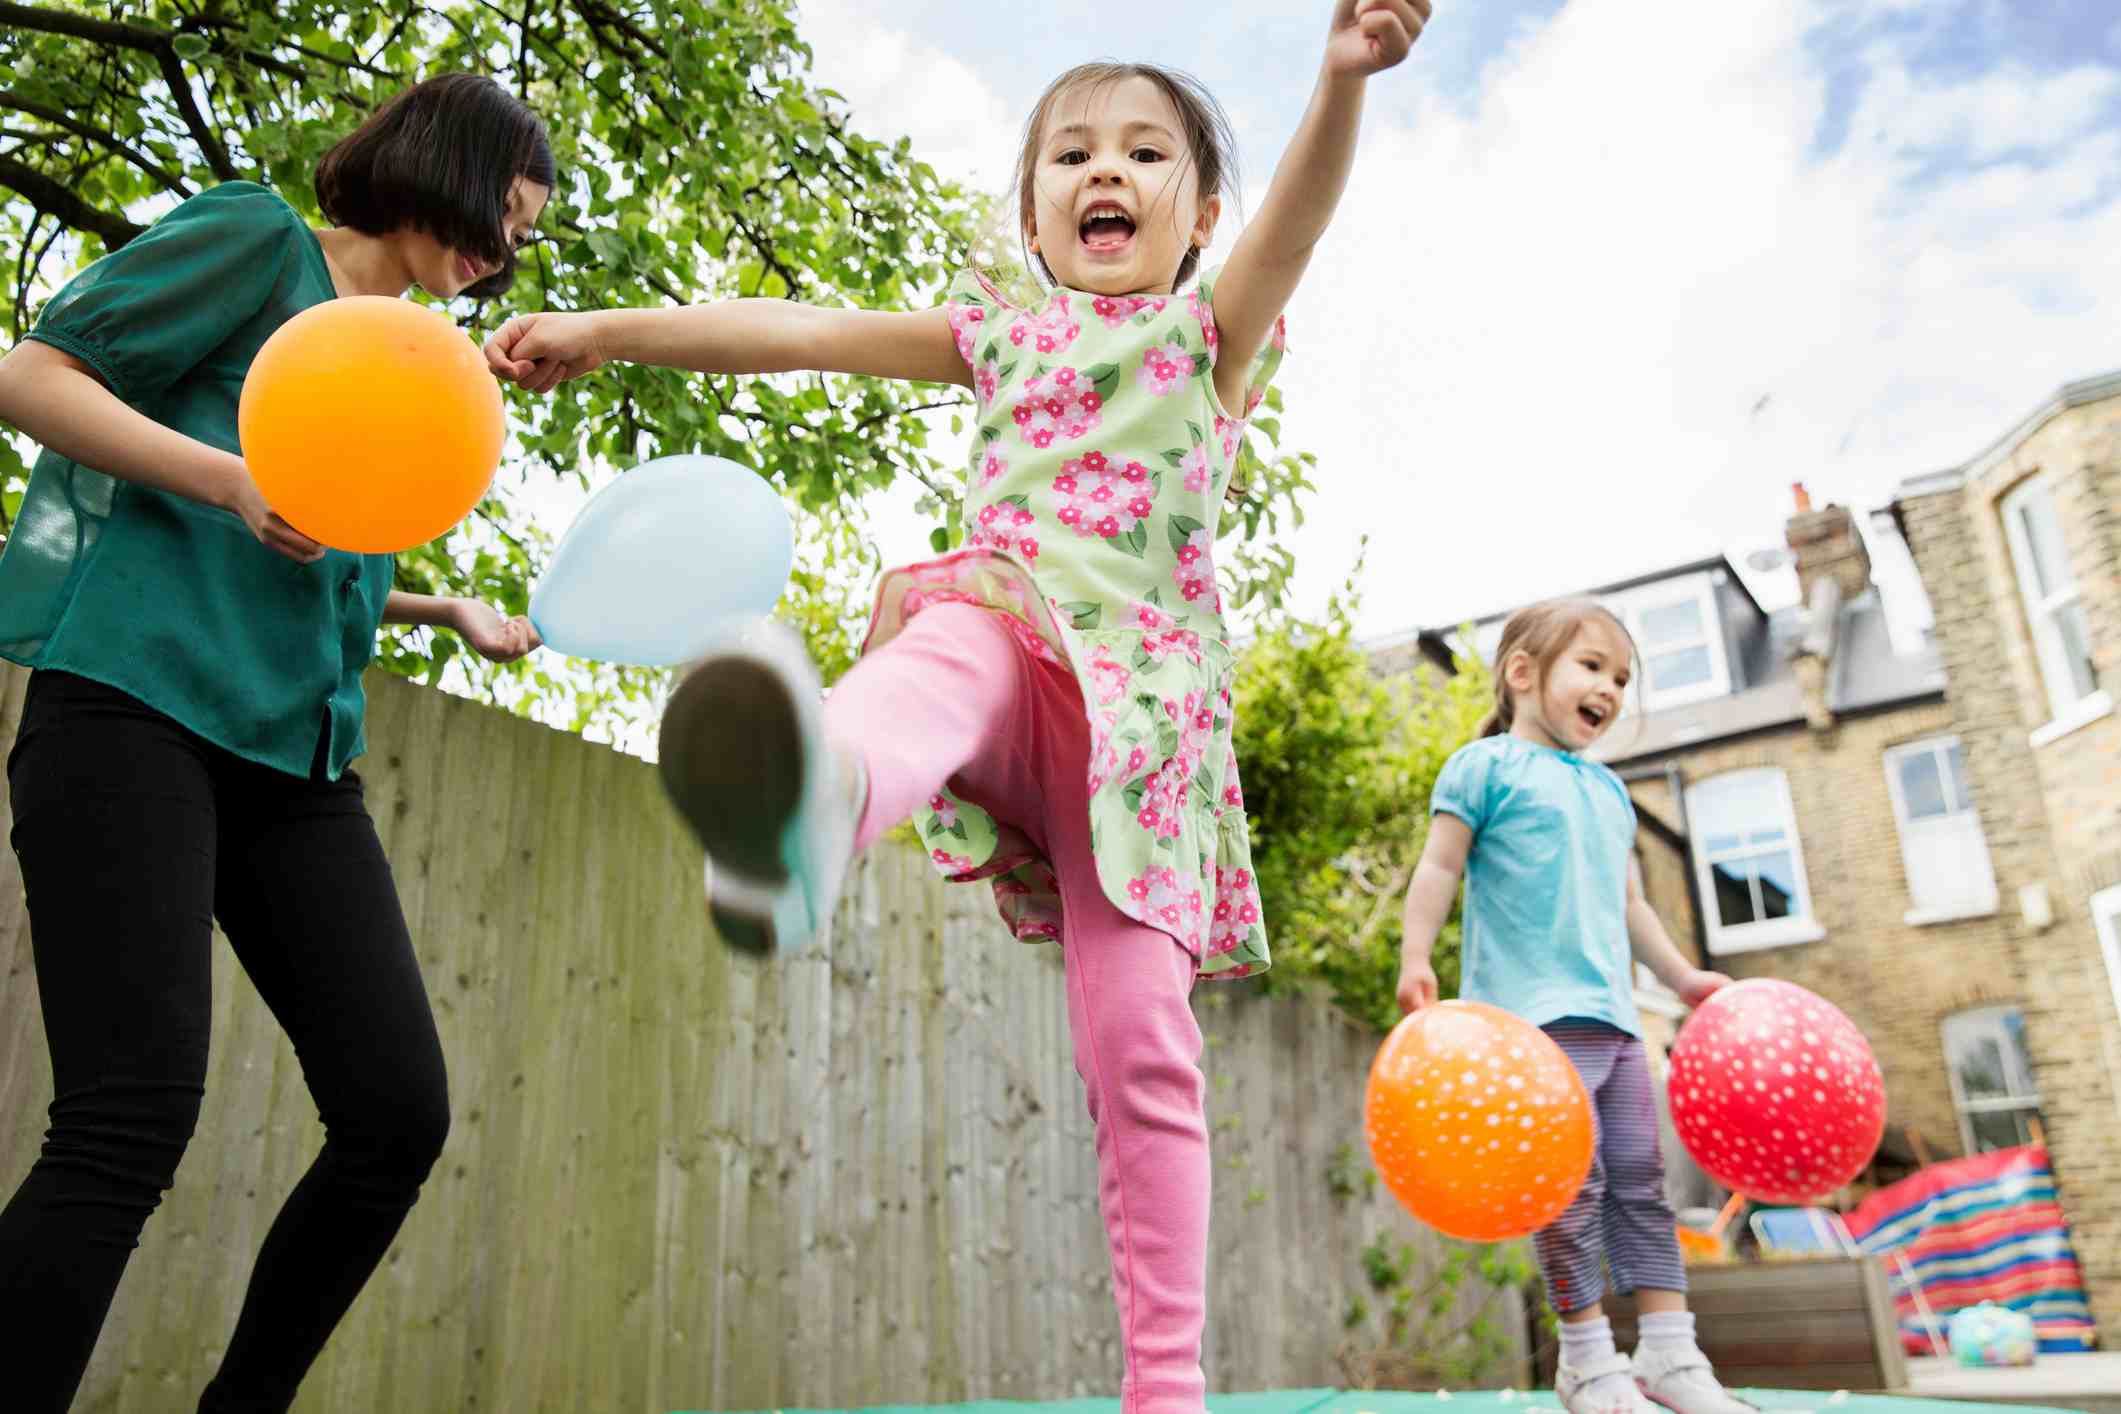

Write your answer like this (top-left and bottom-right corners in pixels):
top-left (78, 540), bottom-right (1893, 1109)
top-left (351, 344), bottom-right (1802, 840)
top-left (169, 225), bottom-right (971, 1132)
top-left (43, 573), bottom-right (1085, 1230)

top-left (1638, 1309), bottom-right (1698, 1354)
top-left (1559, 1315), bottom-right (1618, 1369)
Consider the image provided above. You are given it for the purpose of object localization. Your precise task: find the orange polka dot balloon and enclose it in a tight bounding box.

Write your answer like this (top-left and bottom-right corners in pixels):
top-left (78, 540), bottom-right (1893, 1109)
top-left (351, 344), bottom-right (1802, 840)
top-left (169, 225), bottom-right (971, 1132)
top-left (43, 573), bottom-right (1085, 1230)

top-left (1364, 1001), bottom-right (1595, 1243)
top-left (239, 296), bottom-right (504, 553)
top-left (1668, 979), bottom-right (1885, 1205)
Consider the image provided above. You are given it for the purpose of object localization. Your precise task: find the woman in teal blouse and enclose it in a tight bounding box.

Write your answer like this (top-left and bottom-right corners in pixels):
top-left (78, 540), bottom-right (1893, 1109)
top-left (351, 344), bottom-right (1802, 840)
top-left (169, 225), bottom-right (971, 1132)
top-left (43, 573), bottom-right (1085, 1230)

top-left (0, 74), bottom-right (552, 1412)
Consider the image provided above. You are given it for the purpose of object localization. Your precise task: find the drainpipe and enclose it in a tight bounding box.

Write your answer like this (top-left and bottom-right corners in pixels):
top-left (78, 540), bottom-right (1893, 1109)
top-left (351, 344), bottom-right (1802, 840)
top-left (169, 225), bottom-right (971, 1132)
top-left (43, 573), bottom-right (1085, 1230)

top-left (1618, 760), bottom-right (1709, 967)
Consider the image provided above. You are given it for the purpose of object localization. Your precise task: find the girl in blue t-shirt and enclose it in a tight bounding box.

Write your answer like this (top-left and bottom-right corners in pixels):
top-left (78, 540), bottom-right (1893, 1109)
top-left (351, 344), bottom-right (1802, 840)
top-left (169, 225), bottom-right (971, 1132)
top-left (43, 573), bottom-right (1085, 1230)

top-left (1396, 598), bottom-right (1749, 1414)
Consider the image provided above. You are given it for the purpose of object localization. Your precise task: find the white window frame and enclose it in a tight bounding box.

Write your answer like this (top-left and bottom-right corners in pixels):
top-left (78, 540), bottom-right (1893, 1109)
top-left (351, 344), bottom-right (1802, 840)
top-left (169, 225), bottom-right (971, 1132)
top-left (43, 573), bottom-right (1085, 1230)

top-left (1882, 736), bottom-right (1999, 925)
top-left (2000, 478), bottom-right (2107, 735)
top-left (1941, 1005), bottom-right (2044, 1156)
top-left (1606, 575), bottom-right (1732, 714)
top-left (1685, 768), bottom-right (1825, 955)
top-left (2095, 886), bottom-right (2121, 1036)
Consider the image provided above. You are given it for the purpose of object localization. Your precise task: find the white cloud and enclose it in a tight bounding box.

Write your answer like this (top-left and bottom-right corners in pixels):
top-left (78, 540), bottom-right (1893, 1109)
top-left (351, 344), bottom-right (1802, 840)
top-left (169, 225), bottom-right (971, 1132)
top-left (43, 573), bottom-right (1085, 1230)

top-left (1250, 0), bottom-right (2121, 634)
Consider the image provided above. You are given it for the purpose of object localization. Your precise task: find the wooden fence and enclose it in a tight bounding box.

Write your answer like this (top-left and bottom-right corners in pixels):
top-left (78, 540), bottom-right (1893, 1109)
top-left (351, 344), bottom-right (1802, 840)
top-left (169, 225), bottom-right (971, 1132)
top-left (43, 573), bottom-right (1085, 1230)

top-left (0, 663), bottom-right (1526, 1411)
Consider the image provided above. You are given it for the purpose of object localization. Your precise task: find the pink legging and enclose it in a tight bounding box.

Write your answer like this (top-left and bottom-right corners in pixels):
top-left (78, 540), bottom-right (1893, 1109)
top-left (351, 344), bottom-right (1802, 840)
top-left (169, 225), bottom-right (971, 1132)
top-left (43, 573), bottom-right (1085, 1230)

top-left (827, 603), bottom-right (1210, 1414)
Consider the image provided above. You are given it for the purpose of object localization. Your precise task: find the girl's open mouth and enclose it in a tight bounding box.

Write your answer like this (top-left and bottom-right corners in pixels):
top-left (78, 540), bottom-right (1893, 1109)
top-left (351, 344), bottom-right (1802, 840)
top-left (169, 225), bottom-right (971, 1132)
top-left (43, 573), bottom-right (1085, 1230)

top-left (1079, 204), bottom-right (1136, 253)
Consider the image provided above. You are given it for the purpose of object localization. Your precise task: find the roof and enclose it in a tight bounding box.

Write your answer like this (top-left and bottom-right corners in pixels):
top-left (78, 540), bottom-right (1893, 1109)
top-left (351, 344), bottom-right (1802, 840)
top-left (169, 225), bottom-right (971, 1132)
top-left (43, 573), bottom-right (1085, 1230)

top-left (1588, 590), bottom-right (1944, 766)
top-left (1898, 367), bottom-right (2121, 500)
top-left (1364, 550), bottom-right (1764, 655)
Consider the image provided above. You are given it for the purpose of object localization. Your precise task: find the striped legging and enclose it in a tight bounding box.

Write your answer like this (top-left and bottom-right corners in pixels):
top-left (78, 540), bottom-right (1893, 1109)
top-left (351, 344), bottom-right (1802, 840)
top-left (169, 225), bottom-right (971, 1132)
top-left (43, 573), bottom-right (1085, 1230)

top-left (1535, 1020), bottom-right (1688, 1315)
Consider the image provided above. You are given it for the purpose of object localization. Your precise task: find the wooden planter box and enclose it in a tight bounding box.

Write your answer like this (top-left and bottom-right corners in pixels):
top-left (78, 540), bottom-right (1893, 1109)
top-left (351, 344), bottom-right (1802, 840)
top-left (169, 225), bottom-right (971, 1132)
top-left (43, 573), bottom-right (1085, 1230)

top-left (1606, 1256), bottom-right (1908, 1393)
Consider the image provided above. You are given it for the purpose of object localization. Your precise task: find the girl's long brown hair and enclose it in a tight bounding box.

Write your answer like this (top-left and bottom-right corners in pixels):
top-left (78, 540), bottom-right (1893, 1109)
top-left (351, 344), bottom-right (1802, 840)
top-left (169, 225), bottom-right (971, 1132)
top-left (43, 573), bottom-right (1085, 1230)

top-left (1477, 598), bottom-right (1637, 738)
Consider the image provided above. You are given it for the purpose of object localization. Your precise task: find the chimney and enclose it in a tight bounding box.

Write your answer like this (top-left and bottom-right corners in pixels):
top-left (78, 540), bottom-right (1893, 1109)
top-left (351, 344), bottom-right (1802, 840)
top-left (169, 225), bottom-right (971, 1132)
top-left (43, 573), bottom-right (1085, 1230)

top-left (1785, 487), bottom-right (1870, 604)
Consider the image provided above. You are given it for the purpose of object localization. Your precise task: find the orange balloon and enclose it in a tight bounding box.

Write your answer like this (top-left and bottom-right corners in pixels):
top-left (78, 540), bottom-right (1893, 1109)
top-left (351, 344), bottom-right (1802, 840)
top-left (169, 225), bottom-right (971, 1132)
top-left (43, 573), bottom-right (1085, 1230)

top-left (1364, 1001), bottom-right (1595, 1242)
top-left (239, 295), bottom-right (504, 552)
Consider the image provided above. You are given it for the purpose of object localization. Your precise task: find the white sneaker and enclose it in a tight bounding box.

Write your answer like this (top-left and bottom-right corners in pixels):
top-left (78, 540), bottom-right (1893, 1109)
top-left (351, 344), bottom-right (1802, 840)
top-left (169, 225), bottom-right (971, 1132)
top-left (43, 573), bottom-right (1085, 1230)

top-left (659, 621), bottom-right (859, 956)
top-left (1557, 1352), bottom-right (1656, 1414)
top-left (1631, 1343), bottom-right (1759, 1414)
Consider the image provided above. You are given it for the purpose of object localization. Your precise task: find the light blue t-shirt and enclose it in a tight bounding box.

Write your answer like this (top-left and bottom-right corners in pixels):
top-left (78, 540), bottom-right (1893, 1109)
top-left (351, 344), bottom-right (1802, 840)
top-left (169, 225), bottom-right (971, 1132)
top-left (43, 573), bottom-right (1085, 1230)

top-left (1431, 735), bottom-right (1641, 1035)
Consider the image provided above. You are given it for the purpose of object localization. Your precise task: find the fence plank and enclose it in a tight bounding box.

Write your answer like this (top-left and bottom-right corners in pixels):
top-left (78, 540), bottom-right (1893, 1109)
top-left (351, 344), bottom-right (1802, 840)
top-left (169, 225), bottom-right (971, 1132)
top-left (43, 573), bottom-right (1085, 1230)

top-left (0, 663), bottom-right (1524, 1410)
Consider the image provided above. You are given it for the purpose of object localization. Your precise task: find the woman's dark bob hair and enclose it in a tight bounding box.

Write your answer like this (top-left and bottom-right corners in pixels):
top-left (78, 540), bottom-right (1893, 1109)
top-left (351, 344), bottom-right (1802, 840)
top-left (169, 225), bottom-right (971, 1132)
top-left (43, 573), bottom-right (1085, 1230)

top-left (316, 73), bottom-right (556, 300)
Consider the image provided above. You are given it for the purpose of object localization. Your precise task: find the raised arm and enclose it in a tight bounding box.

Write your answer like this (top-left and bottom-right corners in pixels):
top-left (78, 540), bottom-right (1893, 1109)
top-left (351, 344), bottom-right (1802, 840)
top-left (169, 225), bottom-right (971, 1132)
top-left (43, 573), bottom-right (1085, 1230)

top-left (1397, 810), bottom-right (1471, 1013)
top-left (485, 300), bottom-right (970, 394)
top-left (1210, 0), bottom-right (1430, 414)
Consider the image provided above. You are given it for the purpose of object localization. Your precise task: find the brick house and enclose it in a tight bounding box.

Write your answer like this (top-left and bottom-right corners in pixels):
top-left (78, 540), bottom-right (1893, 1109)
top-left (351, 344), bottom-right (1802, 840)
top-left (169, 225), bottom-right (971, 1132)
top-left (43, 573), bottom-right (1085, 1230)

top-left (1373, 370), bottom-right (2121, 1341)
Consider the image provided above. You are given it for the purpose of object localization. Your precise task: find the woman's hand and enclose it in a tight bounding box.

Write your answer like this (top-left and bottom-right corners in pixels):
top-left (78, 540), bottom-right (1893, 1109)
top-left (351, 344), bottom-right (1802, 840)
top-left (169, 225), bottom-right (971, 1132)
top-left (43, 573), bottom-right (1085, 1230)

top-left (485, 311), bottom-right (607, 394)
top-left (452, 601), bottom-right (542, 663)
top-left (1325, 0), bottom-right (1431, 78)
top-left (227, 474), bottom-right (326, 563)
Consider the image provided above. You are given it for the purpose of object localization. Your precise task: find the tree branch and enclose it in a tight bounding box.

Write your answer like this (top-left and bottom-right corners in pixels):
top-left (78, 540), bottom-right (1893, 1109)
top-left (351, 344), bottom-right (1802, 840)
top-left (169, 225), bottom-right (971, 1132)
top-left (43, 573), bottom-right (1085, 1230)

top-left (0, 1), bottom-right (170, 50)
top-left (0, 156), bottom-right (147, 247)
top-left (156, 48), bottom-right (237, 181)
top-left (0, 95), bottom-right (192, 195)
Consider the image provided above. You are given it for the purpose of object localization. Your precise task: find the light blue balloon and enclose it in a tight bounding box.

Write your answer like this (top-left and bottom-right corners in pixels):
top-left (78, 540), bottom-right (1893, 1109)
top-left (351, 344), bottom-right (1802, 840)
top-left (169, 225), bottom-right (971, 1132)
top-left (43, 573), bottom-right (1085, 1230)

top-left (531, 454), bottom-right (794, 666)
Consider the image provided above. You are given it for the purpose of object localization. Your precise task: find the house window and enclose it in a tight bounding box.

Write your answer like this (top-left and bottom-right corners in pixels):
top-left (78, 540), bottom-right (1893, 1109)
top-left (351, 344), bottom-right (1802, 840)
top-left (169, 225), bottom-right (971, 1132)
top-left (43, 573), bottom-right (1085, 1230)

top-left (1609, 577), bottom-right (1731, 712)
top-left (1941, 1006), bottom-right (2044, 1154)
top-left (2000, 479), bottom-right (2099, 723)
top-left (2095, 886), bottom-right (2121, 1034)
top-left (1685, 768), bottom-right (1822, 953)
top-left (1883, 737), bottom-right (1998, 922)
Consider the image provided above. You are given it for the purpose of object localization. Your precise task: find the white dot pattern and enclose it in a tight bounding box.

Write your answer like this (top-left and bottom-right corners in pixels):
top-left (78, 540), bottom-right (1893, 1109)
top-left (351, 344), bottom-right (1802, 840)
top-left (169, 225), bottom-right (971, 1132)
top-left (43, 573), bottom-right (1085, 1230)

top-left (1364, 1001), bottom-right (1594, 1242)
top-left (1666, 979), bottom-right (1885, 1204)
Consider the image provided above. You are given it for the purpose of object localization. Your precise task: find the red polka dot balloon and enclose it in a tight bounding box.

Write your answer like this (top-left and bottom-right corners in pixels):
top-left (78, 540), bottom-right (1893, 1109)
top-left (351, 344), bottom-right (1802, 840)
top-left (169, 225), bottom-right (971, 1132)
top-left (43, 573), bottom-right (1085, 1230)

top-left (1668, 979), bottom-right (1885, 1205)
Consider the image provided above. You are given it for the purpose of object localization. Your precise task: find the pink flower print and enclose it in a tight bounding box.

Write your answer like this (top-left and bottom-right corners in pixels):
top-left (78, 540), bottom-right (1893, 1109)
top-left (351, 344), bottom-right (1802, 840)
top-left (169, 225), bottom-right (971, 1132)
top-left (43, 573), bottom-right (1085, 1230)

top-left (965, 494), bottom-right (1040, 566)
top-left (1127, 865), bottom-right (1200, 933)
top-left (1092, 294), bottom-right (1168, 328)
top-left (1053, 453), bottom-right (1152, 541)
top-left (932, 848), bottom-right (975, 873)
top-left (1208, 863), bottom-right (1263, 956)
top-left (975, 363), bottom-right (999, 405)
top-left (1212, 414), bottom-right (1240, 462)
top-left (945, 300), bottom-right (985, 364)
top-left (1141, 628), bottom-right (1205, 667)
top-left (979, 448), bottom-right (1007, 487)
top-left (1087, 644), bottom-right (1132, 706)
top-left (928, 794), bottom-right (958, 828)
top-left (1011, 367), bottom-right (1102, 447)
top-left (1180, 443), bottom-right (1213, 494)
top-left (1188, 287), bottom-right (1219, 354)
top-left (1220, 747), bottom-right (1244, 809)
top-left (1131, 600), bottom-right (1172, 630)
top-left (1136, 341), bottom-right (1194, 398)
top-left (1172, 529), bottom-right (1218, 609)
top-left (1007, 294), bottom-right (1082, 356)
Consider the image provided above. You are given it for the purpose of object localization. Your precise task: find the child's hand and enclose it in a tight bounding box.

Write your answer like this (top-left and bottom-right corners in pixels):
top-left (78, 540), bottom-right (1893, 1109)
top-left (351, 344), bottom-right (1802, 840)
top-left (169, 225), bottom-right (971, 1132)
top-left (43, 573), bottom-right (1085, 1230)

top-left (485, 311), bottom-right (607, 394)
top-left (1677, 968), bottom-right (1734, 1009)
top-left (453, 600), bottom-right (542, 663)
top-left (1325, 0), bottom-right (1431, 79)
top-left (1396, 954), bottom-right (1439, 1015)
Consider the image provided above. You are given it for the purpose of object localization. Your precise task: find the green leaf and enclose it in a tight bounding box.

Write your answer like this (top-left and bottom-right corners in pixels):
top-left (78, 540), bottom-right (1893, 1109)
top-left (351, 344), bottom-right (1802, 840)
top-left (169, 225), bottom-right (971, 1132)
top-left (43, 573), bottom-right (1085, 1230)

top-left (1059, 601), bottom-right (1101, 629)
top-left (1168, 514), bottom-right (1205, 554)
top-left (1117, 521), bottom-right (1148, 558)
top-left (171, 33), bottom-right (210, 60)
top-left (930, 526), bottom-right (952, 554)
top-left (1086, 361), bottom-right (1121, 403)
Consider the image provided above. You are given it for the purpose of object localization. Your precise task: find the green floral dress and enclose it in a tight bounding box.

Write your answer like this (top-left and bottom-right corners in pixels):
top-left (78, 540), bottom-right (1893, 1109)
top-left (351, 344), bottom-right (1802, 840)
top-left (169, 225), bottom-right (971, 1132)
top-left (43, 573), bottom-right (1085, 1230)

top-left (860, 267), bottom-right (1284, 980)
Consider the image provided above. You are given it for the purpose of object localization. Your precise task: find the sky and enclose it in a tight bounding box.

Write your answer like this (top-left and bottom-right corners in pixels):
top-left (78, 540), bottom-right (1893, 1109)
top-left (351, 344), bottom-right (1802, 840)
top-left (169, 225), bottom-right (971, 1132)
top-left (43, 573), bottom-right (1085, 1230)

top-left (790, 0), bottom-right (2121, 640)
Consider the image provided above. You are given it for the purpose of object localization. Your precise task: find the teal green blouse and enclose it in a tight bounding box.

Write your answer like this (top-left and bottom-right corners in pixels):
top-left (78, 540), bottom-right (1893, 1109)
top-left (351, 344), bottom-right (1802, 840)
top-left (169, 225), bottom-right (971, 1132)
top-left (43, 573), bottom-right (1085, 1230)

top-left (0, 182), bottom-right (394, 780)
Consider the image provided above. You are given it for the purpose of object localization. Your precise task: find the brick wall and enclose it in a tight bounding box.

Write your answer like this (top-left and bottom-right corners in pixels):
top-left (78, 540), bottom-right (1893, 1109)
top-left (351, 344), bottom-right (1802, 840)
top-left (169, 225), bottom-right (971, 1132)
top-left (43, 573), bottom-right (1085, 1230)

top-left (1898, 388), bottom-right (2121, 1345)
top-left (1622, 703), bottom-right (2000, 1161)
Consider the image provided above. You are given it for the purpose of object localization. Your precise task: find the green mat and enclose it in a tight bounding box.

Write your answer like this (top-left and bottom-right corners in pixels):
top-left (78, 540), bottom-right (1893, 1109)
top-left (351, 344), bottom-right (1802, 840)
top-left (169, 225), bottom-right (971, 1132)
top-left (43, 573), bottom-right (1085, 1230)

top-left (682, 1387), bottom-right (2078, 1414)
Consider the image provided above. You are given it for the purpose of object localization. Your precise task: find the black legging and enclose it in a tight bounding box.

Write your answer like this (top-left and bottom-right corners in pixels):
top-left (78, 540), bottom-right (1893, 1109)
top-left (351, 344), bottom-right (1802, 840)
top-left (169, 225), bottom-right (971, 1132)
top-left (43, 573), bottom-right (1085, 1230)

top-left (0, 671), bottom-right (449, 1413)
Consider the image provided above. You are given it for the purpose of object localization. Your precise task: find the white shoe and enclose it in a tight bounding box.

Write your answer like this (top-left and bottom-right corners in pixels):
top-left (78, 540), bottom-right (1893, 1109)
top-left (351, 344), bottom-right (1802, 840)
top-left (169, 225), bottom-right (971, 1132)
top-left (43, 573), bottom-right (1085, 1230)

top-left (1557, 1353), bottom-right (1656, 1414)
top-left (1631, 1343), bottom-right (1759, 1414)
top-left (659, 621), bottom-right (859, 955)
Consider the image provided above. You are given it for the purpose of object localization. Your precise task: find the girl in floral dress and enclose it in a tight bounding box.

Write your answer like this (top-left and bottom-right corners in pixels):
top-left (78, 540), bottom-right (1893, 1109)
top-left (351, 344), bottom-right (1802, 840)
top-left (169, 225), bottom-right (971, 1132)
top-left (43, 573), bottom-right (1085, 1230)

top-left (487, 3), bottom-right (1430, 1406)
